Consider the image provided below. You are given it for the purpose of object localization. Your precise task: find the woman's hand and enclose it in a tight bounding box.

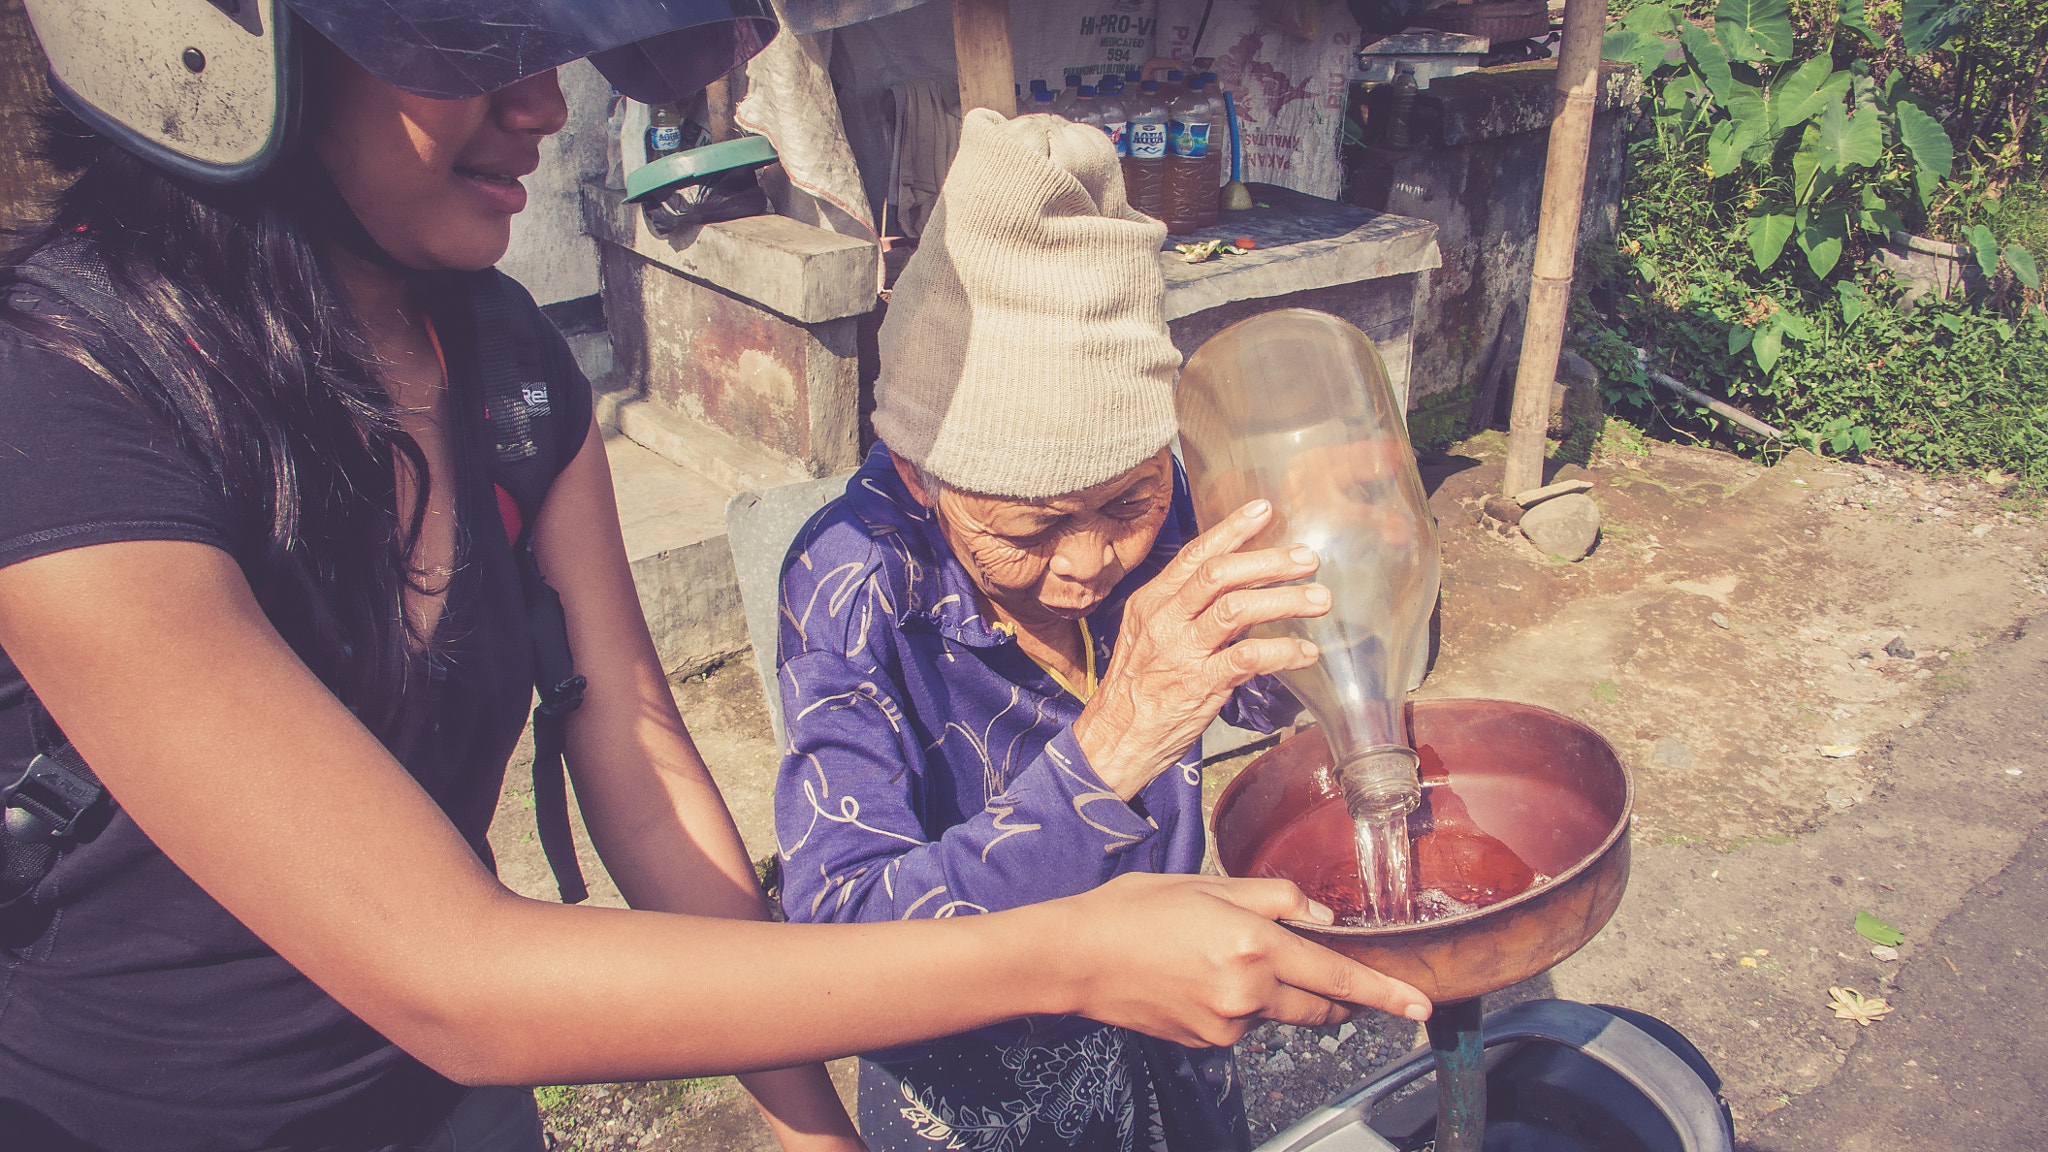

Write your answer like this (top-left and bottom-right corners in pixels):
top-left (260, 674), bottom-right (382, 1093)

top-left (1041, 871), bottom-right (1431, 1045)
top-left (1073, 499), bottom-right (1327, 799)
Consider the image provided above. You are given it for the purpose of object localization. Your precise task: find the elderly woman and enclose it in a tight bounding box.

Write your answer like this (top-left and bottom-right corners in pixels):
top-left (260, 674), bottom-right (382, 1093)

top-left (773, 110), bottom-right (1358, 1152)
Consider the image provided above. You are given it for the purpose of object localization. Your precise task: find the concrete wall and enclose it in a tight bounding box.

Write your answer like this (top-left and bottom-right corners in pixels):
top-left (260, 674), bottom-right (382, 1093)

top-left (601, 242), bottom-right (863, 477)
top-left (1167, 272), bottom-right (1425, 417)
top-left (1348, 61), bottom-right (1640, 446)
top-left (499, 59), bottom-right (611, 308)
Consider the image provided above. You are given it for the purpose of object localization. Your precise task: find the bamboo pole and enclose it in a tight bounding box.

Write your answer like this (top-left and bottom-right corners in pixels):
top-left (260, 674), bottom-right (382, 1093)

top-left (953, 0), bottom-right (1017, 117)
top-left (1502, 0), bottom-right (1608, 497)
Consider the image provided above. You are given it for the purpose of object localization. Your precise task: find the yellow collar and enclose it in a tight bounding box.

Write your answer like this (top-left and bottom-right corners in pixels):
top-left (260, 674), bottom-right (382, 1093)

top-left (992, 617), bottom-right (1097, 702)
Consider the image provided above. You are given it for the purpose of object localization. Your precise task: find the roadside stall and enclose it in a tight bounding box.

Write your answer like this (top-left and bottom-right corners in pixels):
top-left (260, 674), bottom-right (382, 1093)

top-left (579, 0), bottom-right (1606, 676)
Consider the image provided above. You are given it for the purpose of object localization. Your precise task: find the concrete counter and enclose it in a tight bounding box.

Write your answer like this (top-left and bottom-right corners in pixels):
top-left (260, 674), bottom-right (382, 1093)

top-left (1157, 184), bottom-right (1441, 415)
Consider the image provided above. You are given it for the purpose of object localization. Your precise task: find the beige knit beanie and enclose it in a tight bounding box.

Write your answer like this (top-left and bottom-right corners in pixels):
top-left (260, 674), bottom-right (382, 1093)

top-left (872, 108), bottom-right (1181, 499)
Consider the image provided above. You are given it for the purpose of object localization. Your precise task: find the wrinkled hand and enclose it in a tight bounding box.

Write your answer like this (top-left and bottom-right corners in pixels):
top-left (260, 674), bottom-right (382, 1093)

top-left (1073, 500), bottom-right (1328, 799)
top-left (1047, 872), bottom-right (1432, 1047)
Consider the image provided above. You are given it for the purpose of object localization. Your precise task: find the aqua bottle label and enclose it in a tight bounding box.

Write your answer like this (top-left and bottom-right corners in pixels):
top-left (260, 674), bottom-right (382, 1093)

top-left (1130, 120), bottom-right (1168, 160)
top-left (1101, 120), bottom-right (1129, 155)
top-left (647, 124), bottom-right (682, 154)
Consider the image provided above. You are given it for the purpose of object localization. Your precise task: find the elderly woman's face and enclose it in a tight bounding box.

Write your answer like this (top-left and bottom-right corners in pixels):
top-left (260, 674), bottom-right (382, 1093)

top-left (895, 449), bottom-right (1176, 626)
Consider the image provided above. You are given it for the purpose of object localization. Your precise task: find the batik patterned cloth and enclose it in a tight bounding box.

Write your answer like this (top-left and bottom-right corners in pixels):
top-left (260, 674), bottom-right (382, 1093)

top-left (774, 441), bottom-right (1300, 1064)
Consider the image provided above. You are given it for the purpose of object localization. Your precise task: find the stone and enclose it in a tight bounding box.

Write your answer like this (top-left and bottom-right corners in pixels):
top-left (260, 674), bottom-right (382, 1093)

top-left (1337, 1022), bottom-right (1358, 1042)
top-left (1711, 612), bottom-right (1730, 629)
top-left (1318, 1035), bottom-right (1342, 1054)
top-left (1483, 494), bottom-right (1525, 525)
top-left (1515, 478), bottom-right (1595, 507)
top-left (584, 185), bottom-right (878, 324)
top-left (1652, 738), bottom-right (1694, 770)
top-left (1885, 636), bottom-right (1916, 659)
top-left (1266, 1051), bottom-right (1296, 1073)
top-left (1519, 492), bottom-right (1601, 560)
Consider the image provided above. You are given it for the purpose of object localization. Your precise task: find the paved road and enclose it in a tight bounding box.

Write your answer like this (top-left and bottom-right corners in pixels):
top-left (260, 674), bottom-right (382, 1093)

top-left (1739, 617), bottom-right (2048, 1151)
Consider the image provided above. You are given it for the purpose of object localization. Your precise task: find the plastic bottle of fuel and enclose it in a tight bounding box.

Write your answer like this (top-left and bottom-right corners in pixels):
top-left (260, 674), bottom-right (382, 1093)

top-left (1122, 80), bottom-right (1169, 218)
top-left (1094, 80), bottom-right (1129, 155)
top-left (644, 102), bottom-right (684, 163)
top-left (1031, 88), bottom-right (1057, 115)
top-left (1052, 73), bottom-right (1084, 115)
top-left (1168, 77), bottom-right (1217, 159)
top-left (1068, 84), bottom-right (1100, 129)
top-left (1162, 79), bottom-right (1219, 234)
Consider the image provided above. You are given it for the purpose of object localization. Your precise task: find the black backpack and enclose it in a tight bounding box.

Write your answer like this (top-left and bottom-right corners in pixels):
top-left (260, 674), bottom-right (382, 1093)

top-left (1, 250), bottom-right (596, 923)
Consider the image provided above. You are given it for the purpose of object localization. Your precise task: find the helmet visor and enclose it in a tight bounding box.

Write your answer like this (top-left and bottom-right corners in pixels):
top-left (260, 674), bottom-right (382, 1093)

top-left (284, 0), bottom-right (776, 104)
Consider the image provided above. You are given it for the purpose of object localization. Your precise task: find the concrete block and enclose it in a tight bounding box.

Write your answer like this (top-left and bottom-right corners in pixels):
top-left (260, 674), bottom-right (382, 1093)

top-left (1351, 66), bottom-right (1633, 418)
top-left (1414, 60), bottom-right (1642, 147)
top-left (1169, 272), bottom-right (1424, 415)
top-left (602, 243), bottom-right (862, 475)
top-left (1160, 184), bottom-right (1440, 324)
top-left (605, 432), bottom-right (748, 676)
top-left (725, 473), bottom-right (859, 747)
top-left (614, 397), bottom-right (811, 495)
top-left (583, 184), bottom-right (877, 324)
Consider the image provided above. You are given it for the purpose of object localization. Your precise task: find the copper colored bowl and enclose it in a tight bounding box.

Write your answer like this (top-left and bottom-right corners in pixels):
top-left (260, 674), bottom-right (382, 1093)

top-left (1212, 698), bottom-right (1632, 1004)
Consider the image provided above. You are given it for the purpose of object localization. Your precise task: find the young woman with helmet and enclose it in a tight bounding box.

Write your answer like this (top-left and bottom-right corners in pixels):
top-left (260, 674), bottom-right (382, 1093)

top-left (0, 3), bottom-right (1430, 1150)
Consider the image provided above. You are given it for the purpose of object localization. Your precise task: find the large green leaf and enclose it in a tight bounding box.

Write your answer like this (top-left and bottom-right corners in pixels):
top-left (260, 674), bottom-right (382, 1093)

top-left (1791, 120), bottom-right (1825, 202)
top-left (2007, 246), bottom-right (2042, 289)
top-left (1717, 0), bottom-right (1795, 62)
top-left (1838, 0), bottom-right (1881, 45)
top-left (1752, 318), bottom-right (1785, 372)
top-left (1797, 207), bottom-right (1850, 277)
top-left (1822, 102), bottom-right (1884, 170)
top-left (1726, 76), bottom-right (1772, 144)
top-left (1771, 58), bottom-right (1849, 134)
top-left (1708, 119), bottom-right (1746, 175)
top-left (1603, 28), bottom-right (1674, 75)
top-left (1894, 99), bottom-right (1954, 205)
top-left (1901, 0), bottom-right (1977, 56)
top-left (1748, 209), bottom-right (1796, 270)
top-left (1623, 3), bottom-right (1683, 34)
top-left (1837, 281), bottom-right (1870, 325)
top-left (1681, 25), bottom-right (1734, 107)
top-left (1967, 223), bottom-right (2000, 278)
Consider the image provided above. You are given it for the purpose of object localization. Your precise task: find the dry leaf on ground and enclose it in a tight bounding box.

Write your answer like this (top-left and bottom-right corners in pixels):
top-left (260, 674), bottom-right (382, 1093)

top-left (1828, 986), bottom-right (1894, 1026)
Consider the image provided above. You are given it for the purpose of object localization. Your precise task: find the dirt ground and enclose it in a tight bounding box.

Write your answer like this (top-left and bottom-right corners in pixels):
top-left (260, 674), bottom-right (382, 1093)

top-left (486, 422), bottom-right (2048, 1149)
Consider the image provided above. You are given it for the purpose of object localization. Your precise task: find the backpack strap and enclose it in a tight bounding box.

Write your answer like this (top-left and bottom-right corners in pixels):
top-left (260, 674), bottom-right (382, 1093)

top-left (2, 692), bottom-right (110, 912)
top-left (457, 272), bottom-right (590, 905)
top-left (1, 246), bottom-right (140, 915)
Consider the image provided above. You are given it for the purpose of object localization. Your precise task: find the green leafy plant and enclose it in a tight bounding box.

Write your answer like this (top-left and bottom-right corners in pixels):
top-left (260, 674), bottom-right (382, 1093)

top-left (1603, 0), bottom-right (2000, 282)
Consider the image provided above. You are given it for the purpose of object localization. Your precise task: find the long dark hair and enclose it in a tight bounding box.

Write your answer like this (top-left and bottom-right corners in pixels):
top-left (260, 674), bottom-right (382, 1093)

top-left (1, 91), bottom-right (435, 736)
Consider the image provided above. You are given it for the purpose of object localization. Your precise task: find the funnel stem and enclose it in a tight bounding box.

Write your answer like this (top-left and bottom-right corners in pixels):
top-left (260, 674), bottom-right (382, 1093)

top-left (1427, 996), bottom-right (1486, 1152)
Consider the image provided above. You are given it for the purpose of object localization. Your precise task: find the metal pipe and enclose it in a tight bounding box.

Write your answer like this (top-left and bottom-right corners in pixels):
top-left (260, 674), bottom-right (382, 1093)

top-left (1503, 0), bottom-right (1609, 496)
top-left (1649, 371), bottom-right (1786, 441)
top-left (1427, 996), bottom-right (1488, 1152)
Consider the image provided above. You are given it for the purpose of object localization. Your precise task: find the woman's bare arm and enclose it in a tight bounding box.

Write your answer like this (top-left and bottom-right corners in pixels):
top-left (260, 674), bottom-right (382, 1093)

top-left (532, 417), bottom-right (858, 1146)
top-left (0, 540), bottom-right (1426, 1087)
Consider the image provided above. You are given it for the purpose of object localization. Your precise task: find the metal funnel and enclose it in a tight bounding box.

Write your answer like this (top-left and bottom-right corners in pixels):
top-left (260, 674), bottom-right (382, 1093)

top-left (1211, 698), bottom-right (1633, 1004)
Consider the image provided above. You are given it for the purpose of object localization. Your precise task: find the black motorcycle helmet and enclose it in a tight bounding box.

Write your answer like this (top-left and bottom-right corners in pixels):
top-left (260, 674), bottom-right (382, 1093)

top-left (24, 0), bottom-right (778, 185)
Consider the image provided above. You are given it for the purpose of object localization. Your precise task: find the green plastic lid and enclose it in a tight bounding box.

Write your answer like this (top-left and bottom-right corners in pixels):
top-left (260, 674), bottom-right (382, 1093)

top-left (625, 135), bottom-right (778, 203)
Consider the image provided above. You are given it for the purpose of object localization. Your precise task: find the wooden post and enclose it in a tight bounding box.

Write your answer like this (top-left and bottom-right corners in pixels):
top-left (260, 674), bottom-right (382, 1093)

top-left (953, 0), bottom-right (1017, 117)
top-left (1502, 0), bottom-right (1607, 497)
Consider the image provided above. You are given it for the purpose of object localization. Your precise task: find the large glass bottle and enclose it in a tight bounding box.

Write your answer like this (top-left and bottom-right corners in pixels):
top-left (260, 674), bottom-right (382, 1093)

top-left (1177, 310), bottom-right (1441, 917)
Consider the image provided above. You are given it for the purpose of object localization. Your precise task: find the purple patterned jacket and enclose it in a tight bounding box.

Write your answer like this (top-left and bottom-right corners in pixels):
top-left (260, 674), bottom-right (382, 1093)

top-left (773, 445), bottom-right (1299, 1048)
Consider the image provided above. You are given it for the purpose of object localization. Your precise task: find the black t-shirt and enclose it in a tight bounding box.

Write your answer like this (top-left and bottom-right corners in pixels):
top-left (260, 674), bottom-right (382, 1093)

top-left (0, 274), bottom-right (592, 1151)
